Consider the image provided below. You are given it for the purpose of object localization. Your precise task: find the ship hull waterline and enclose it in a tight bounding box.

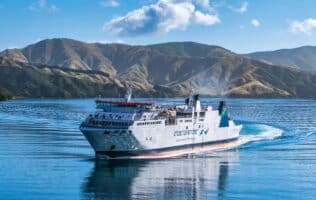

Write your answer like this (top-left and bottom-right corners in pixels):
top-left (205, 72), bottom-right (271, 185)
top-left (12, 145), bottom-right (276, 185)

top-left (82, 134), bottom-right (240, 159)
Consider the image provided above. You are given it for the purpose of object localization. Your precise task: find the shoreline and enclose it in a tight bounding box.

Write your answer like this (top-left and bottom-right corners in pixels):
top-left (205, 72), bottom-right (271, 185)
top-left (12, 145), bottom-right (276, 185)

top-left (4, 96), bottom-right (316, 101)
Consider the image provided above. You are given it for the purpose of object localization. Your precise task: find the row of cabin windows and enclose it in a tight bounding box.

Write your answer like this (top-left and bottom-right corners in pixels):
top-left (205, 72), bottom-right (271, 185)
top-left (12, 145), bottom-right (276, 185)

top-left (89, 120), bottom-right (130, 126)
top-left (177, 112), bottom-right (206, 117)
top-left (137, 121), bottom-right (162, 126)
top-left (91, 114), bottom-right (124, 120)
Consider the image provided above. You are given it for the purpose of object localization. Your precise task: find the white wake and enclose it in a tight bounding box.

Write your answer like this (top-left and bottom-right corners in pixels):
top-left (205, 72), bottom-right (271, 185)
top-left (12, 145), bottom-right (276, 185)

top-left (237, 124), bottom-right (283, 147)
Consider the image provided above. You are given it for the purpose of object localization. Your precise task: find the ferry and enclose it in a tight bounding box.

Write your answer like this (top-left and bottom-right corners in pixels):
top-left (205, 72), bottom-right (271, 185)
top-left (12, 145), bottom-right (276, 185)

top-left (79, 88), bottom-right (242, 159)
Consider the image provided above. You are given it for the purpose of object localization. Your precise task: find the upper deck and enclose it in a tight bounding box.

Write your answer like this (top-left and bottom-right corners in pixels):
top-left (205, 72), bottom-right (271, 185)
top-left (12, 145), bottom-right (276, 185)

top-left (95, 99), bottom-right (155, 112)
top-left (81, 88), bottom-right (228, 129)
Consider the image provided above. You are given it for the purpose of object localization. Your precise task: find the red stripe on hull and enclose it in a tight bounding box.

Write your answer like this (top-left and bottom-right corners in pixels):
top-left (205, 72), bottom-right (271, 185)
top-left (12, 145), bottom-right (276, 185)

top-left (96, 138), bottom-right (239, 159)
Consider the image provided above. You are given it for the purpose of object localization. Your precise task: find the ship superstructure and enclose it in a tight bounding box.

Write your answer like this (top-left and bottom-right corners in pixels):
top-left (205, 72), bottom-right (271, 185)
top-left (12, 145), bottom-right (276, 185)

top-left (79, 89), bottom-right (242, 159)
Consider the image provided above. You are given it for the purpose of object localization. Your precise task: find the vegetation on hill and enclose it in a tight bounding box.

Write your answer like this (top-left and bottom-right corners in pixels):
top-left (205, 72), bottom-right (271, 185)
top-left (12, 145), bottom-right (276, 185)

top-left (0, 87), bottom-right (12, 100)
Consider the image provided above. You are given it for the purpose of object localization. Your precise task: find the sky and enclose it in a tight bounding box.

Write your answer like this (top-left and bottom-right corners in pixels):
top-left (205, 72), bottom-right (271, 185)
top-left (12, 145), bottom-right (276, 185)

top-left (1, 0), bottom-right (316, 53)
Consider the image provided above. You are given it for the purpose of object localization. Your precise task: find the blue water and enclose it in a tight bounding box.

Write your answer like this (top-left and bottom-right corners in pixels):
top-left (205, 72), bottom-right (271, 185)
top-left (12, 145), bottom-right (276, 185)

top-left (0, 98), bottom-right (315, 199)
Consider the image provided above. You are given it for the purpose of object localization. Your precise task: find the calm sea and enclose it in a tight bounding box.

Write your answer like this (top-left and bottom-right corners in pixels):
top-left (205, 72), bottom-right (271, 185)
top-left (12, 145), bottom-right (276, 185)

top-left (0, 98), bottom-right (315, 200)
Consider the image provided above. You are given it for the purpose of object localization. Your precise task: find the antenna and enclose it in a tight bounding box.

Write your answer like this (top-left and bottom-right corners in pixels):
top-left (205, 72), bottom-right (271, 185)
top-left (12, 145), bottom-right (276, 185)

top-left (124, 87), bottom-right (132, 102)
top-left (189, 88), bottom-right (194, 106)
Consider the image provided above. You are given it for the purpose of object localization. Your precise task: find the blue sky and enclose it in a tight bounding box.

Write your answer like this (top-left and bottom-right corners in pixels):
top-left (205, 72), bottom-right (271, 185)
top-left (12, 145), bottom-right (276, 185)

top-left (1, 0), bottom-right (316, 53)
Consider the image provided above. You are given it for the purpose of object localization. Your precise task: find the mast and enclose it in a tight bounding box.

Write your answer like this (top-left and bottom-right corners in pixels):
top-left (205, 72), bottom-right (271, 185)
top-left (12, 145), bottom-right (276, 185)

top-left (189, 89), bottom-right (194, 120)
top-left (124, 87), bottom-right (132, 102)
top-left (195, 94), bottom-right (201, 123)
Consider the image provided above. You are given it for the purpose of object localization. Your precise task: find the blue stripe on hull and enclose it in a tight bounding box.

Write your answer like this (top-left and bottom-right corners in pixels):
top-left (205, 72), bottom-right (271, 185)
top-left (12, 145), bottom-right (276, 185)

top-left (96, 137), bottom-right (238, 158)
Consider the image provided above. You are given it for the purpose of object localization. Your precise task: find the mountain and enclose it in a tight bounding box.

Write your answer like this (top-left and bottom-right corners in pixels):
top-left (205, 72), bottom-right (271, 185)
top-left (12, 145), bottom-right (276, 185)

top-left (0, 38), bottom-right (116, 74)
top-left (0, 39), bottom-right (233, 83)
top-left (1, 39), bottom-right (316, 98)
top-left (0, 56), bottom-right (173, 98)
top-left (247, 46), bottom-right (316, 71)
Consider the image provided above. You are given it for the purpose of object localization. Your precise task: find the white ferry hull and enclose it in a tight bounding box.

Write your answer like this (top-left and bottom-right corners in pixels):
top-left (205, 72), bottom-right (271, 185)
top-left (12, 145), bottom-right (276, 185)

top-left (95, 137), bottom-right (239, 159)
top-left (80, 124), bottom-right (241, 159)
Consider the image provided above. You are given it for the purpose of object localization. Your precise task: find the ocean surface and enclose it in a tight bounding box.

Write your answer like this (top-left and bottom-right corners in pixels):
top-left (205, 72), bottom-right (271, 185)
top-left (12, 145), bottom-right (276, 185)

top-left (0, 98), bottom-right (315, 200)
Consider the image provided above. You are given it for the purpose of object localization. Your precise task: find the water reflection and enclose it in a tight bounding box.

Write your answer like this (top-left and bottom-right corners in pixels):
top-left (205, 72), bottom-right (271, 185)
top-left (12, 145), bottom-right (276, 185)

top-left (82, 151), bottom-right (239, 200)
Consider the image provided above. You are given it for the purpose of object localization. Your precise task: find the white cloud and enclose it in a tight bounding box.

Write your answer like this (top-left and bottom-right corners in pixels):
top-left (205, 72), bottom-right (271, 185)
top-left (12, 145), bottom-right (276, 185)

top-left (229, 1), bottom-right (248, 14)
top-left (251, 19), bottom-right (260, 27)
top-left (290, 18), bottom-right (316, 34)
top-left (27, 0), bottom-right (58, 13)
top-left (104, 0), bottom-right (220, 36)
top-left (100, 0), bottom-right (119, 8)
top-left (195, 0), bottom-right (212, 11)
top-left (194, 11), bottom-right (220, 25)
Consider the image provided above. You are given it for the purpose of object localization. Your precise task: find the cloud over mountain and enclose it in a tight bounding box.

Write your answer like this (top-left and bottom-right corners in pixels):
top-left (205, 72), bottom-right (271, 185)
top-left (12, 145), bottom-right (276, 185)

top-left (229, 1), bottom-right (248, 14)
top-left (251, 19), bottom-right (260, 27)
top-left (100, 0), bottom-right (119, 8)
top-left (104, 0), bottom-right (220, 36)
top-left (194, 11), bottom-right (220, 25)
top-left (290, 18), bottom-right (316, 34)
top-left (195, 0), bottom-right (213, 12)
top-left (27, 0), bottom-right (58, 13)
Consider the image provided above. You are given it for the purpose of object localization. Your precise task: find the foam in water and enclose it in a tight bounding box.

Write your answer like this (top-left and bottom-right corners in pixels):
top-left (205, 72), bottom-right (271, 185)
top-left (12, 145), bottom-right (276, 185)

top-left (199, 124), bottom-right (283, 153)
top-left (305, 130), bottom-right (316, 137)
top-left (237, 124), bottom-right (283, 147)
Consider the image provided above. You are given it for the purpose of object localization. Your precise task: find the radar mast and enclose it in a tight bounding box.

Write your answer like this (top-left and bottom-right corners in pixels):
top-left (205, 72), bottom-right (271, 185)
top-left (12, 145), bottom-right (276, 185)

top-left (124, 87), bottom-right (132, 102)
